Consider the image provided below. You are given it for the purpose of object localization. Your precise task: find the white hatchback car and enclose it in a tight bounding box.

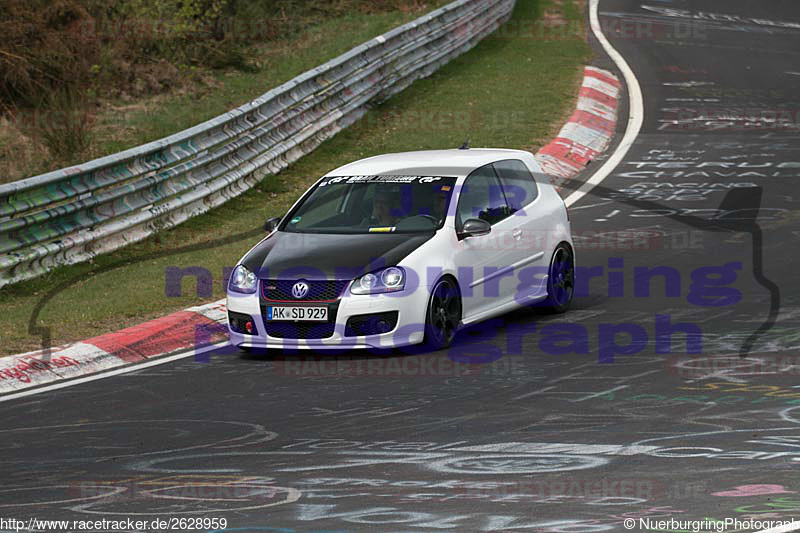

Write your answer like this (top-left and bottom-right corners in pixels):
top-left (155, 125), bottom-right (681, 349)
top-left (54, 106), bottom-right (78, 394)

top-left (227, 148), bottom-right (574, 352)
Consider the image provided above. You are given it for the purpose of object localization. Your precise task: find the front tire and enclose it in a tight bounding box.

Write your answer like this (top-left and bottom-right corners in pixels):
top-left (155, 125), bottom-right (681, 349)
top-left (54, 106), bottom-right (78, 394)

top-left (543, 243), bottom-right (574, 313)
top-left (423, 277), bottom-right (462, 350)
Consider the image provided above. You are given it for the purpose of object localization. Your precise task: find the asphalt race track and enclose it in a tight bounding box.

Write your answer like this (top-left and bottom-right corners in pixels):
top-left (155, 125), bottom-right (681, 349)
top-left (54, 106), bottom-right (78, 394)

top-left (3, 0), bottom-right (800, 531)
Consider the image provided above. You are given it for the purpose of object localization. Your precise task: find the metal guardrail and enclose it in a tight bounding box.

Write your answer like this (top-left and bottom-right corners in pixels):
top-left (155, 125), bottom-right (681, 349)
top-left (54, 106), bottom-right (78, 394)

top-left (0, 0), bottom-right (514, 287)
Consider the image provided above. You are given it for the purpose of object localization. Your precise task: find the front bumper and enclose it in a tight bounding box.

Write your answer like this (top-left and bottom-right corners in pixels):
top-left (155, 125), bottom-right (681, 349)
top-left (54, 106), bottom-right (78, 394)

top-left (226, 283), bottom-right (429, 351)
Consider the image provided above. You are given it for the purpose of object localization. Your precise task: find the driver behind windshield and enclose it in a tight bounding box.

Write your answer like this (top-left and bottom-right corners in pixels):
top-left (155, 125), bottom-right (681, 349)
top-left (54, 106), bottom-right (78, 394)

top-left (362, 187), bottom-right (401, 227)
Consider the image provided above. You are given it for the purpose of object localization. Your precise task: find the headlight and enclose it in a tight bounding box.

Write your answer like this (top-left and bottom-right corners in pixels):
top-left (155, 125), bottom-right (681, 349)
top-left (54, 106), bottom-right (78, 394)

top-left (381, 267), bottom-right (404, 287)
top-left (351, 267), bottom-right (405, 295)
top-left (229, 264), bottom-right (257, 294)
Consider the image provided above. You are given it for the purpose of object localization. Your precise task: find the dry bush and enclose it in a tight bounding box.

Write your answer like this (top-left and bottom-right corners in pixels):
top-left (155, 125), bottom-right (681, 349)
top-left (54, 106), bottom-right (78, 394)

top-left (0, 0), bottom-right (97, 108)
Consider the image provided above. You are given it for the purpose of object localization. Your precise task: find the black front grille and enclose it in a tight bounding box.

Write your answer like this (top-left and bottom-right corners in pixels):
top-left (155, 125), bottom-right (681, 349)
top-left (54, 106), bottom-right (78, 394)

top-left (345, 312), bottom-right (399, 337)
top-left (262, 279), bottom-right (350, 302)
top-left (264, 321), bottom-right (336, 339)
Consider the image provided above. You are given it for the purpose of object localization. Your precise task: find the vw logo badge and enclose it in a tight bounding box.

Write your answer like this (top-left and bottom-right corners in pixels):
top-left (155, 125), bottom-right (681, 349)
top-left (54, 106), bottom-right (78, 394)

top-left (291, 281), bottom-right (309, 299)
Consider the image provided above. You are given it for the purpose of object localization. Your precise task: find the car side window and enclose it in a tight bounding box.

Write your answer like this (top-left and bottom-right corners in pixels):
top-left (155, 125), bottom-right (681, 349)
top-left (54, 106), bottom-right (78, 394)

top-left (494, 159), bottom-right (539, 214)
top-left (457, 163), bottom-right (510, 227)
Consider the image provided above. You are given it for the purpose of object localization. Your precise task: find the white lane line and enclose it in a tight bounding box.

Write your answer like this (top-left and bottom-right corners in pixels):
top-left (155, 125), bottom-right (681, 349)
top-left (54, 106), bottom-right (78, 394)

top-left (548, 371), bottom-right (589, 383)
top-left (0, 342), bottom-right (228, 404)
top-left (616, 369), bottom-right (661, 382)
top-left (563, 0), bottom-right (644, 209)
top-left (513, 385), bottom-right (557, 400)
top-left (594, 208), bottom-right (620, 221)
top-left (569, 199), bottom-right (614, 210)
top-left (571, 385), bottom-right (629, 402)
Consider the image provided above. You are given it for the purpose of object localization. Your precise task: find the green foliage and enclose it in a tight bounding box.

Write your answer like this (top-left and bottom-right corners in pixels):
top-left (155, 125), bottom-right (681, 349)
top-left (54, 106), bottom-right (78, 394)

top-left (114, 0), bottom-right (234, 66)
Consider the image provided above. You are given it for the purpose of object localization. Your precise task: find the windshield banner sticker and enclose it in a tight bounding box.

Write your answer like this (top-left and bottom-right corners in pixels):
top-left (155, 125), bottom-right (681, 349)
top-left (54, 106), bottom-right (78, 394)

top-left (320, 175), bottom-right (448, 186)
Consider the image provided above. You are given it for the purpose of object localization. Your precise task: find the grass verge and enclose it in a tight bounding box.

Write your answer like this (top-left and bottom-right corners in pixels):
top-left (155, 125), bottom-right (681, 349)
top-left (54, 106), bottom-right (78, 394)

top-left (0, 0), bottom-right (591, 356)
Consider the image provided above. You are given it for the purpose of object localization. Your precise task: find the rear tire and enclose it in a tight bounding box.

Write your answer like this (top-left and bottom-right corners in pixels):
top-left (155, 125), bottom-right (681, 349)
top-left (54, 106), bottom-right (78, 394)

top-left (422, 277), bottom-right (462, 350)
top-left (543, 243), bottom-right (574, 314)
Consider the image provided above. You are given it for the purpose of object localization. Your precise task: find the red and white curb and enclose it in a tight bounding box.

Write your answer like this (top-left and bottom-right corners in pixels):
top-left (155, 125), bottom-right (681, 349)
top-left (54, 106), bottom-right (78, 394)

top-left (0, 66), bottom-right (622, 397)
top-left (534, 66), bottom-right (621, 184)
top-left (0, 299), bottom-right (227, 395)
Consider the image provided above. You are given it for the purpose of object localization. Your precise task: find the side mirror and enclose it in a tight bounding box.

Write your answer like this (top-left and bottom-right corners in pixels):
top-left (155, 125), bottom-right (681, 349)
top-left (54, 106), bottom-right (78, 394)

top-left (263, 216), bottom-right (281, 233)
top-left (458, 218), bottom-right (491, 239)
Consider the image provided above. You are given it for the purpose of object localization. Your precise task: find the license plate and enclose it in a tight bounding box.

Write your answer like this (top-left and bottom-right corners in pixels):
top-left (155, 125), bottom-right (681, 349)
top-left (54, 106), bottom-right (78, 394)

top-left (267, 306), bottom-right (328, 322)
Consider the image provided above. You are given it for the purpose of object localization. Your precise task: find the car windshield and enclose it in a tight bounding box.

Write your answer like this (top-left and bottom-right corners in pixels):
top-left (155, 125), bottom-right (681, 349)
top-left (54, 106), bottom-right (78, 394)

top-left (282, 175), bottom-right (458, 234)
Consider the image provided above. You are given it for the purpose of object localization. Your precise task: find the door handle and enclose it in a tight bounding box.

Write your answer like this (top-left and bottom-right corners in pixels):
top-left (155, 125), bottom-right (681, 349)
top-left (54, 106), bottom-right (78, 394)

top-left (512, 228), bottom-right (523, 239)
